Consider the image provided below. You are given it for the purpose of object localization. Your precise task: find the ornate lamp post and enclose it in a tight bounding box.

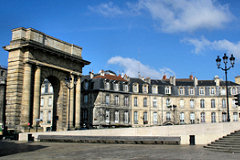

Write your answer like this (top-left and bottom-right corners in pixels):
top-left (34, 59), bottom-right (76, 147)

top-left (216, 53), bottom-right (235, 122)
top-left (65, 75), bottom-right (77, 130)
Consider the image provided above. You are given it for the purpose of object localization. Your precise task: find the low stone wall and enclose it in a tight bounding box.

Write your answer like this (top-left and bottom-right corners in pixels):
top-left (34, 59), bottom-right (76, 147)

top-left (19, 122), bottom-right (240, 145)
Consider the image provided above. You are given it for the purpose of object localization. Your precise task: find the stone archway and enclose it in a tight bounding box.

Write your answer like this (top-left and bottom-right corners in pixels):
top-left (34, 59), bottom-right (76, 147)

top-left (3, 27), bottom-right (90, 132)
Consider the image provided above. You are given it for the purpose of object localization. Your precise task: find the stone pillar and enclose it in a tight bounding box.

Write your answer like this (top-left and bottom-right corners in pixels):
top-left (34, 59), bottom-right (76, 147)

top-left (75, 76), bottom-right (81, 129)
top-left (20, 63), bottom-right (32, 126)
top-left (69, 74), bottom-right (74, 128)
top-left (33, 66), bottom-right (41, 127)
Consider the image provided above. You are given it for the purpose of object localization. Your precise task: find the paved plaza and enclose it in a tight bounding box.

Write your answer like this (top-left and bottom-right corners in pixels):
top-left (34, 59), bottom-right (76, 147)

top-left (1, 141), bottom-right (240, 160)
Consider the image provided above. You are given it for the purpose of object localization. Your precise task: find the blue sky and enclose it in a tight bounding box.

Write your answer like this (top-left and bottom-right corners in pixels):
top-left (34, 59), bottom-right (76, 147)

top-left (1, 0), bottom-right (240, 81)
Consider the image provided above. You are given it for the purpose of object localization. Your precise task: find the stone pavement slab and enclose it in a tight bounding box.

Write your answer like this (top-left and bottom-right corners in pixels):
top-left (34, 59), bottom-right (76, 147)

top-left (1, 141), bottom-right (240, 160)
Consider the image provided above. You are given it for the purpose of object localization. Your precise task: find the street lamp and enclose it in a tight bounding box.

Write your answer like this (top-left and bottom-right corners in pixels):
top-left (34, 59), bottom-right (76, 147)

top-left (65, 75), bottom-right (77, 130)
top-left (216, 53), bottom-right (235, 122)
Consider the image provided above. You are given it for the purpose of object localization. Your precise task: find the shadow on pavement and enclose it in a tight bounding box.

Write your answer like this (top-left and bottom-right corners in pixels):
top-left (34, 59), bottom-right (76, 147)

top-left (0, 141), bottom-right (48, 157)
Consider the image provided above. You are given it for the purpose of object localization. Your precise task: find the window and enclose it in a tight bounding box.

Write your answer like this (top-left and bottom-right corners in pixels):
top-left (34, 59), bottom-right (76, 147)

top-left (199, 88), bottom-right (204, 95)
top-left (84, 95), bottom-right (88, 104)
top-left (115, 111), bottom-right (119, 123)
top-left (180, 112), bottom-right (184, 124)
top-left (166, 98), bottom-right (171, 107)
top-left (84, 82), bottom-right (89, 90)
top-left (124, 85), bottom-right (128, 92)
top-left (143, 85), bottom-right (148, 93)
top-left (233, 112), bottom-right (238, 122)
top-left (166, 112), bottom-right (171, 121)
top-left (47, 111), bottom-right (51, 124)
top-left (0, 71), bottom-right (4, 76)
top-left (232, 87), bottom-right (236, 95)
top-left (232, 99), bottom-right (236, 108)
top-left (201, 112), bottom-right (205, 123)
top-left (221, 87), bottom-right (226, 95)
top-left (49, 85), bottom-right (53, 93)
top-left (134, 111), bottom-right (138, 124)
top-left (83, 109), bottom-right (88, 122)
top-left (211, 112), bottom-right (216, 123)
top-left (165, 86), bottom-right (171, 94)
top-left (115, 95), bottom-right (119, 105)
top-left (134, 97), bottom-right (138, 106)
top-left (106, 95), bottom-right (110, 105)
top-left (41, 97), bottom-right (44, 107)
top-left (222, 112), bottom-right (227, 122)
top-left (105, 82), bottom-right (110, 90)
top-left (40, 111), bottom-right (43, 121)
top-left (106, 110), bottom-right (110, 123)
top-left (153, 98), bottom-right (157, 107)
top-left (211, 99), bottom-right (215, 108)
top-left (143, 97), bottom-right (147, 107)
top-left (48, 97), bottom-right (52, 106)
top-left (133, 84), bottom-right (138, 93)
top-left (124, 96), bottom-right (129, 106)
top-left (180, 99), bottom-right (184, 108)
top-left (153, 112), bottom-right (158, 124)
top-left (190, 99), bottom-right (194, 108)
top-left (190, 112), bottom-right (195, 124)
top-left (179, 87), bottom-right (184, 95)
top-left (143, 112), bottom-right (148, 124)
top-left (45, 83), bottom-right (49, 93)
top-left (152, 86), bottom-right (158, 94)
top-left (200, 99), bottom-right (205, 108)
top-left (124, 111), bottom-right (128, 124)
top-left (189, 88), bottom-right (194, 95)
top-left (210, 87), bottom-right (215, 95)
top-left (114, 83), bottom-right (119, 91)
top-left (222, 99), bottom-right (226, 108)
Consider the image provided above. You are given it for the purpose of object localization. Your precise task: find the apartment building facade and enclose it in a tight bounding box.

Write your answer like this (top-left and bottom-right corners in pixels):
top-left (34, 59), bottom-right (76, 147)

top-left (81, 70), bottom-right (240, 128)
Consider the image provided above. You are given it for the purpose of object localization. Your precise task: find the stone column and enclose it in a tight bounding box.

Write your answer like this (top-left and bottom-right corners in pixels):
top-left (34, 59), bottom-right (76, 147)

top-left (75, 76), bottom-right (81, 129)
top-left (33, 66), bottom-right (41, 127)
top-left (69, 74), bottom-right (74, 128)
top-left (20, 63), bottom-right (32, 126)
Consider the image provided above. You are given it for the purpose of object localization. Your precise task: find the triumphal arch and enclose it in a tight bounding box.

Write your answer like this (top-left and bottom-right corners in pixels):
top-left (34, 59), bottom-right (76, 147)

top-left (3, 27), bottom-right (90, 132)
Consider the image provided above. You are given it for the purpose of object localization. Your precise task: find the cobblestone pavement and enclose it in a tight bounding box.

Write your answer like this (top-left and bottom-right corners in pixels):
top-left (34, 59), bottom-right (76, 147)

top-left (1, 141), bottom-right (240, 160)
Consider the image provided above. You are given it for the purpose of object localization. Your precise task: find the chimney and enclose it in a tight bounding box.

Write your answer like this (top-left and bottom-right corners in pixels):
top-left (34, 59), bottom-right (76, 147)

top-left (170, 76), bottom-right (176, 86)
top-left (214, 75), bottom-right (220, 86)
top-left (100, 70), bottom-right (104, 76)
top-left (194, 76), bottom-right (198, 86)
top-left (190, 75), bottom-right (193, 80)
top-left (163, 75), bottom-right (167, 80)
top-left (235, 76), bottom-right (240, 85)
top-left (89, 71), bottom-right (94, 79)
top-left (144, 77), bottom-right (151, 83)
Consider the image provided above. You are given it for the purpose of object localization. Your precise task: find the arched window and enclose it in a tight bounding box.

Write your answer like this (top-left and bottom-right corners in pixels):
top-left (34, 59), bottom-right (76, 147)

top-left (211, 112), bottom-right (216, 123)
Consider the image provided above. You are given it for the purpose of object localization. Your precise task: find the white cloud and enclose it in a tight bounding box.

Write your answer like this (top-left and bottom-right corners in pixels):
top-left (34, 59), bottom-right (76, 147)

top-left (89, 0), bottom-right (233, 33)
top-left (88, 2), bottom-right (123, 17)
top-left (107, 56), bottom-right (175, 79)
top-left (183, 37), bottom-right (240, 58)
top-left (137, 0), bottom-right (233, 33)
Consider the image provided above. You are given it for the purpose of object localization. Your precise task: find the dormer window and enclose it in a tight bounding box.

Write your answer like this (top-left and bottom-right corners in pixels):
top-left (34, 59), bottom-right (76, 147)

top-left (124, 84), bottom-right (129, 92)
top-left (133, 83), bottom-right (138, 93)
top-left (179, 87), bottom-right (184, 95)
top-left (84, 82), bottom-right (89, 90)
top-left (199, 87), bottom-right (205, 95)
top-left (189, 88), bottom-right (194, 95)
top-left (210, 87), bottom-right (215, 95)
top-left (152, 85), bottom-right (158, 94)
top-left (232, 87), bottom-right (236, 95)
top-left (105, 82), bottom-right (110, 90)
top-left (165, 86), bottom-right (171, 94)
top-left (221, 87), bottom-right (226, 95)
top-left (114, 83), bottom-right (119, 91)
top-left (143, 84), bottom-right (148, 93)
